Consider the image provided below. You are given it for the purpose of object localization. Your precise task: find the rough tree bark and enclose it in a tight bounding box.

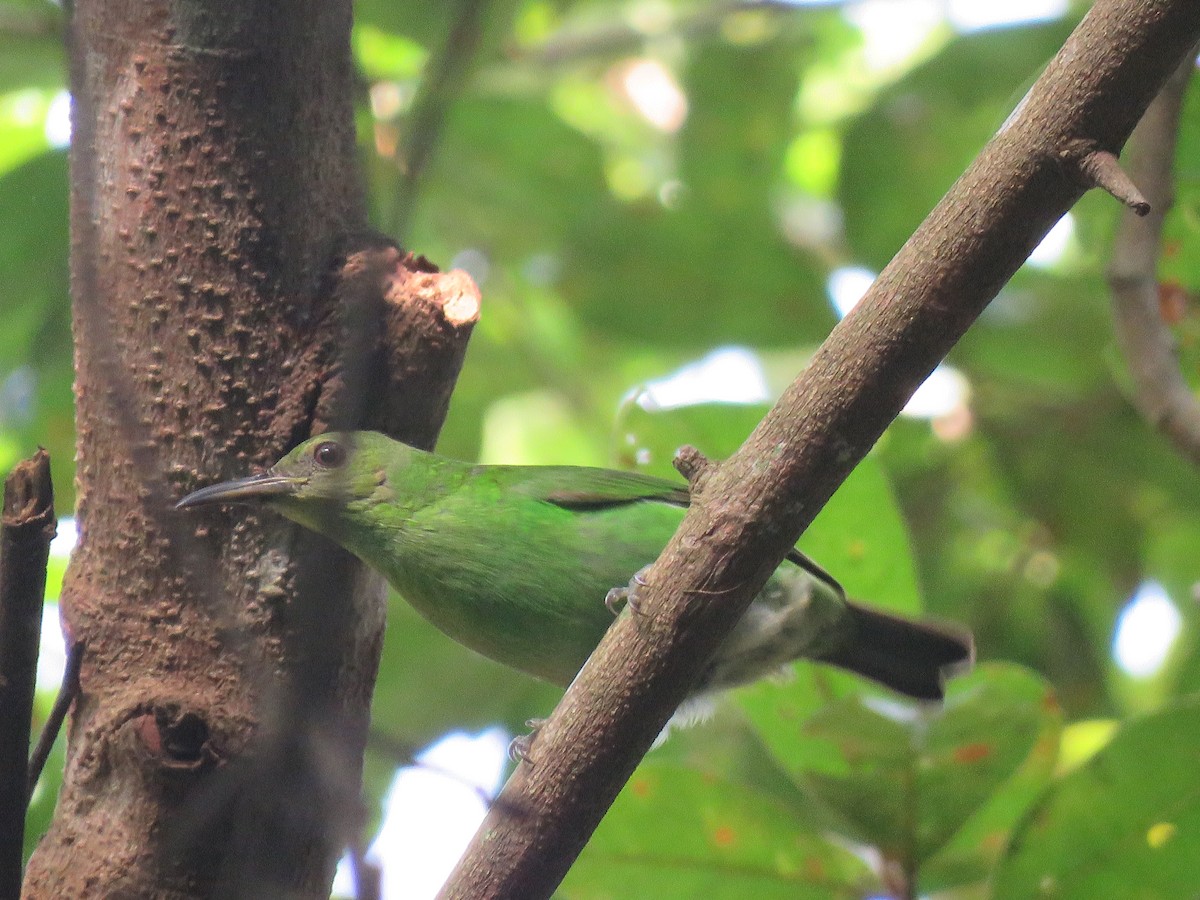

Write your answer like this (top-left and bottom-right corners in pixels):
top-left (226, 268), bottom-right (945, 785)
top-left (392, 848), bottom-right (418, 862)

top-left (22, 3), bottom-right (477, 898)
top-left (441, 1), bottom-right (1200, 897)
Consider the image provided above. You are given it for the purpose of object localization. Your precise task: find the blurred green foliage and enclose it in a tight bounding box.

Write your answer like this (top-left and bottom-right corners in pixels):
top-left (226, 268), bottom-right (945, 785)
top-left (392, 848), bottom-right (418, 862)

top-left (5, 0), bottom-right (1200, 895)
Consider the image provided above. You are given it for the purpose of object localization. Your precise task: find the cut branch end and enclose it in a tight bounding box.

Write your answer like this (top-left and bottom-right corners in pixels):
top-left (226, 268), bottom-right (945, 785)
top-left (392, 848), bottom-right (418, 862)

top-left (673, 445), bottom-right (713, 488)
top-left (1077, 148), bottom-right (1151, 215)
top-left (2, 448), bottom-right (55, 533)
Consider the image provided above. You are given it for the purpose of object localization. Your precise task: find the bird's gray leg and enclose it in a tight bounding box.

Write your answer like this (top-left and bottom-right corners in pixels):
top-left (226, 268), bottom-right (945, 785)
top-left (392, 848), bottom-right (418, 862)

top-left (507, 717), bottom-right (546, 763)
top-left (605, 565), bottom-right (651, 617)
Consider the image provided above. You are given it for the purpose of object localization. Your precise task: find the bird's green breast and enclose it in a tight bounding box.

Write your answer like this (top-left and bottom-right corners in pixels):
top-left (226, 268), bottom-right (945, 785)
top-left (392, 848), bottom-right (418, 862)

top-left (339, 474), bottom-right (689, 685)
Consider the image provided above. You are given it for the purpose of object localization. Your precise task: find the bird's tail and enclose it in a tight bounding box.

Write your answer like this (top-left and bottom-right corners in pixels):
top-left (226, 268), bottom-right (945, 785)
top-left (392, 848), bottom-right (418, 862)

top-left (817, 601), bottom-right (974, 701)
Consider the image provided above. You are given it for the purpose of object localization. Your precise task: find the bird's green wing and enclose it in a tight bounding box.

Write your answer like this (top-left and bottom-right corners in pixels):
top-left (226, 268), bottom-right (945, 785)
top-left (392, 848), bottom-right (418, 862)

top-left (494, 465), bottom-right (691, 511)
top-left (494, 464), bottom-right (845, 598)
top-left (498, 464), bottom-right (847, 598)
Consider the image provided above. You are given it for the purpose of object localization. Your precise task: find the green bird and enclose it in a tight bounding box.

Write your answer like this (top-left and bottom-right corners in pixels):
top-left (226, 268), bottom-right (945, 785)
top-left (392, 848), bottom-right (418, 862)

top-left (177, 432), bottom-right (971, 707)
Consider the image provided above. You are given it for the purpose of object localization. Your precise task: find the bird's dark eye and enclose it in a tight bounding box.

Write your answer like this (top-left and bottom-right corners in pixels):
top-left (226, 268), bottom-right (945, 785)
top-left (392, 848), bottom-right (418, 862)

top-left (313, 440), bottom-right (347, 469)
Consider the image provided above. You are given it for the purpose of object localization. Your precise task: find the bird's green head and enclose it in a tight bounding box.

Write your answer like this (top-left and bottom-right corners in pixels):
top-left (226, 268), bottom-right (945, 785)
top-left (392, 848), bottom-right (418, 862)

top-left (176, 432), bottom-right (400, 533)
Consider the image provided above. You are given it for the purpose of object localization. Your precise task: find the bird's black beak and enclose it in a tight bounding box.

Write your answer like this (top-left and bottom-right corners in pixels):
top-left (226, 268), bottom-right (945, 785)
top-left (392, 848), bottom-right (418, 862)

top-left (175, 472), bottom-right (302, 509)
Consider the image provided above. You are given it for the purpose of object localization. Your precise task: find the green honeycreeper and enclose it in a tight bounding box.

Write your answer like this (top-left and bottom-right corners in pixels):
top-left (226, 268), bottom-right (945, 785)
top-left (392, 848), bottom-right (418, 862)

top-left (177, 432), bottom-right (971, 705)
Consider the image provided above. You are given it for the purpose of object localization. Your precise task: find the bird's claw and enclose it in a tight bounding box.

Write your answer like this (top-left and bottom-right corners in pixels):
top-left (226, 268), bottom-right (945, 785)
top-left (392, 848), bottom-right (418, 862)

top-left (605, 566), bottom-right (650, 617)
top-left (508, 717), bottom-right (546, 763)
top-left (604, 586), bottom-right (629, 616)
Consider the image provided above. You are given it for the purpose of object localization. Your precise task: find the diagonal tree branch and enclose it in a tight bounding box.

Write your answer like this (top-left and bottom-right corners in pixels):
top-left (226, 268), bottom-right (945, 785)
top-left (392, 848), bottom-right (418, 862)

top-left (1108, 50), bottom-right (1200, 464)
top-left (441, 1), bottom-right (1200, 897)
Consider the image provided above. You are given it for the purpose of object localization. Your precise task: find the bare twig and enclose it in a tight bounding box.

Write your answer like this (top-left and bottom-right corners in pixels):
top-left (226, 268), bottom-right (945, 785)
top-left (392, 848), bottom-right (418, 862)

top-left (671, 445), bottom-right (714, 487)
top-left (365, 729), bottom-right (499, 808)
top-left (1067, 145), bottom-right (1151, 214)
top-left (349, 836), bottom-right (382, 900)
top-left (440, 2), bottom-right (1200, 897)
top-left (387, 0), bottom-right (493, 242)
top-left (514, 0), bottom-right (812, 68)
top-left (0, 449), bottom-right (55, 898)
top-left (1108, 51), bottom-right (1200, 463)
top-left (27, 639), bottom-right (83, 800)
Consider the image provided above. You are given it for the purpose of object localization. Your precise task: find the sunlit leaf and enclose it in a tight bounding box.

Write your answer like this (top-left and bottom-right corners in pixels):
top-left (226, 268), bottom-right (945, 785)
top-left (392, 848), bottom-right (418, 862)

top-left (996, 698), bottom-right (1200, 899)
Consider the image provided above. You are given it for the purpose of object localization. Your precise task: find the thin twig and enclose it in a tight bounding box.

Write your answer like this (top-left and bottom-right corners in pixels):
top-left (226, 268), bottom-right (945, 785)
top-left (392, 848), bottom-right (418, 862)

top-left (1069, 146), bottom-right (1151, 214)
top-left (366, 729), bottom-right (501, 808)
top-left (1108, 50), bottom-right (1200, 463)
top-left (349, 834), bottom-right (382, 900)
top-left (514, 0), bottom-right (811, 68)
top-left (387, 0), bottom-right (492, 242)
top-left (0, 449), bottom-right (55, 899)
top-left (27, 639), bottom-right (83, 800)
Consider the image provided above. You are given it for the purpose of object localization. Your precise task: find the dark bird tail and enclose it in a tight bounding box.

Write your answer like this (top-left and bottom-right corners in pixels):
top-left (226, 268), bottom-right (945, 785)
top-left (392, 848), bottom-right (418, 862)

top-left (818, 601), bottom-right (974, 701)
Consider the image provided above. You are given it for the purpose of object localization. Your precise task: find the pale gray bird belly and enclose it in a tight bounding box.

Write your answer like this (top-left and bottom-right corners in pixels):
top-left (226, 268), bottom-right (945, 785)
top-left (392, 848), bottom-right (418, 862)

top-left (691, 566), bottom-right (850, 695)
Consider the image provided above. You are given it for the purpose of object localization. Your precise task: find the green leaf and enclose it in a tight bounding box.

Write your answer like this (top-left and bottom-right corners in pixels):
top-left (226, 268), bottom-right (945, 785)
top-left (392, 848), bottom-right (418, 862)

top-left (0, 87), bottom-right (57, 176)
top-left (743, 663), bottom-right (1058, 885)
top-left (0, 149), bottom-right (74, 508)
top-left (410, 95), bottom-right (605, 257)
top-left (840, 20), bottom-right (1077, 268)
top-left (995, 697), bottom-right (1200, 899)
top-left (0, 151), bottom-right (69, 366)
top-left (559, 32), bottom-right (829, 349)
top-left (0, 1), bottom-right (64, 96)
top-left (478, 389), bottom-right (608, 467)
top-left (802, 449), bottom-right (924, 616)
top-left (921, 672), bottom-right (1063, 891)
top-left (352, 24), bottom-right (428, 81)
top-left (564, 763), bottom-right (876, 899)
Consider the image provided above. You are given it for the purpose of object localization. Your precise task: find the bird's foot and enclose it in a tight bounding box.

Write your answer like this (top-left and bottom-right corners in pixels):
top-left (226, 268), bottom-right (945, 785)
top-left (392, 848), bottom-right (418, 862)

top-left (507, 717), bottom-right (547, 764)
top-left (603, 587), bottom-right (628, 616)
top-left (605, 565), bottom-right (651, 617)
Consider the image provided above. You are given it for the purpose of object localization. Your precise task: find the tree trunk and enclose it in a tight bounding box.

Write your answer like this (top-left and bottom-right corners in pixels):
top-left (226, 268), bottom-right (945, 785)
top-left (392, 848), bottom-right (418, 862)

top-left (22, 2), bottom-right (476, 897)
